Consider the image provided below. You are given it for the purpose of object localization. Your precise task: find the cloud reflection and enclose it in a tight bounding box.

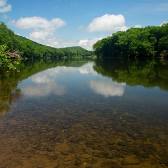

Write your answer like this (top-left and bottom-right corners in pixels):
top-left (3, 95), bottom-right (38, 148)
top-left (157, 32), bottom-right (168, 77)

top-left (23, 83), bottom-right (65, 97)
top-left (21, 62), bottom-right (99, 97)
top-left (78, 63), bottom-right (97, 75)
top-left (90, 80), bottom-right (126, 97)
top-left (22, 68), bottom-right (66, 97)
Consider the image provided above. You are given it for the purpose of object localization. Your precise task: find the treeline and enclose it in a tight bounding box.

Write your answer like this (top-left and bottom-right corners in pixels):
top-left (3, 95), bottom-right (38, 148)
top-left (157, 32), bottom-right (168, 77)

top-left (93, 23), bottom-right (168, 59)
top-left (0, 23), bottom-right (92, 61)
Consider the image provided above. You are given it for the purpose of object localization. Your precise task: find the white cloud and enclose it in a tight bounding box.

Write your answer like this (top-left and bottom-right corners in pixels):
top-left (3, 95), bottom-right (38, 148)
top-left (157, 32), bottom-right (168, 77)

top-left (0, 0), bottom-right (11, 13)
top-left (13, 15), bottom-right (126, 50)
top-left (13, 16), bottom-right (66, 45)
top-left (78, 38), bottom-right (101, 50)
top-left (13, 16), bottom-right (96, 50)
top-left (12, 15), bottom-right (111, 50)
top-left (45, 38), bottom-right (100, 50)
top-left (13, 17), bottom-right (65, 30)
top-left (90, 80), bottom-right (126, 97)
top-left (29, 30), bottom-right (52, 41)
top-left (87, 14), bottom-right (127, 33)
top-left (30, 35), bottom-right (99, 50)
top-left (160, 21), bottom-right (168, 26)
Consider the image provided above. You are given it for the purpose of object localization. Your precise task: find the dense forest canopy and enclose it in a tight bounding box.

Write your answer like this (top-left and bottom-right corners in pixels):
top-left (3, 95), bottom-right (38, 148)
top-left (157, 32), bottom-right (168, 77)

top-left (0, 22), bottom-right (92, 69)
top-left (93, 23), bottom-right (168, 59)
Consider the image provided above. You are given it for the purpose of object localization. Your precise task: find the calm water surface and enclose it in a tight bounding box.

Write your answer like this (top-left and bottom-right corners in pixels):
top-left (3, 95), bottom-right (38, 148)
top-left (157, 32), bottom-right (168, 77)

top-left (0, 59), bottom-right (168, 168)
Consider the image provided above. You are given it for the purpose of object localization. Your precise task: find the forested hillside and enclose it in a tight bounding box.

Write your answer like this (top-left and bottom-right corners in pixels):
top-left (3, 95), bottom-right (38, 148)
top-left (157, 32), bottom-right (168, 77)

top-left (93, 23), bottom-right (168, 59)
top-left (0, 23), bottom-right (92, 60)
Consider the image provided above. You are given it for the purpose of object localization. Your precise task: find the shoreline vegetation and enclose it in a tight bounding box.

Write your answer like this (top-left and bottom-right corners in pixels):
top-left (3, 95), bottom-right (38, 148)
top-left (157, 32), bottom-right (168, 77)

top-left (93, 23), bottom-right (168, 60)
top-left (1, 22), bottom-right (168, 71)
top-left (0, 23), bottom-right (93, 71)
top-left (0, 45), bottom-right (21, 71)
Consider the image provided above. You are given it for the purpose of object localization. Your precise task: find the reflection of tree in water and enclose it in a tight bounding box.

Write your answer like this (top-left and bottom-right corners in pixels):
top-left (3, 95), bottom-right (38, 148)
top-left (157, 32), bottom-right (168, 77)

top-left (0, 59), bottom-right (89, 117)
top-left (94, 58), bottom-right (168, 91)
top-left (0, 74), bottom-right (22, 116)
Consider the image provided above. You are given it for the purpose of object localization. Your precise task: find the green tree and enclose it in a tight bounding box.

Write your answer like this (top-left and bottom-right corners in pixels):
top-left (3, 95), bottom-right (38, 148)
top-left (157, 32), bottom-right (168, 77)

top-left (0, 45), bottom-right (20, 71)
top-left (93, 23), bottom-right (168, 59)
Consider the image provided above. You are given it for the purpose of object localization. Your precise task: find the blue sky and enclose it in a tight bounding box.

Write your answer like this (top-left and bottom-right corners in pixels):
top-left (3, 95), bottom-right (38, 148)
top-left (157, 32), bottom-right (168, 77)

top-left (0, 0), bottom-right (168, 49)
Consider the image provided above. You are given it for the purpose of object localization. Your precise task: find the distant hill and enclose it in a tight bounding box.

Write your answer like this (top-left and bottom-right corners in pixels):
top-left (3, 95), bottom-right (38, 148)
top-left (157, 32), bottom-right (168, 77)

top-left (0, 23), bottom-right (92, 61)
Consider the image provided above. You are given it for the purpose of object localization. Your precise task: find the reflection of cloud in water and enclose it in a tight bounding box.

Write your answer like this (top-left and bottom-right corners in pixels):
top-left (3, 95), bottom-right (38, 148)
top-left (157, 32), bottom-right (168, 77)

top-left (41, 62), bottom-right (96, 75)
top-left (78, 63), bottom-right (97, 75)
top-left (32, 62), bottom-right (96, 79)
top-left (22, 68), bottom-right (66, 97)
top-left (23, 83), bottom-right (65, 97)
top-left (90, 80), bottom-right (126, 97)
top-left (22, 62), bottom-right (96, 97)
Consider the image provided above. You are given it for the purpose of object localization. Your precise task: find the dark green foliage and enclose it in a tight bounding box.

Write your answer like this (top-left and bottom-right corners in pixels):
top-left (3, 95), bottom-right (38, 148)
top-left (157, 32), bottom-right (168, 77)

top-left (0, 23), bottom-right (92, 62)
top-left (93, 24), bottom-right (168, 59)
top-left (0, 23), bottom-right (19, 51)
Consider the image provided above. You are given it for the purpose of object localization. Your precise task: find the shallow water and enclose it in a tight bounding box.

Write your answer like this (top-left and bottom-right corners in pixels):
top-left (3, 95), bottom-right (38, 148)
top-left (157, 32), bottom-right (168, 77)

top-left (0, 59), bottom-right (168, 168)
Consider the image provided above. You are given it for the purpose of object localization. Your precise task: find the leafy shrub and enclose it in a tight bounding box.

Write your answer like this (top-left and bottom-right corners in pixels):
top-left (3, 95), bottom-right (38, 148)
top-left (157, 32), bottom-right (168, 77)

top-left (0, 45), bottom-right (21, 71)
